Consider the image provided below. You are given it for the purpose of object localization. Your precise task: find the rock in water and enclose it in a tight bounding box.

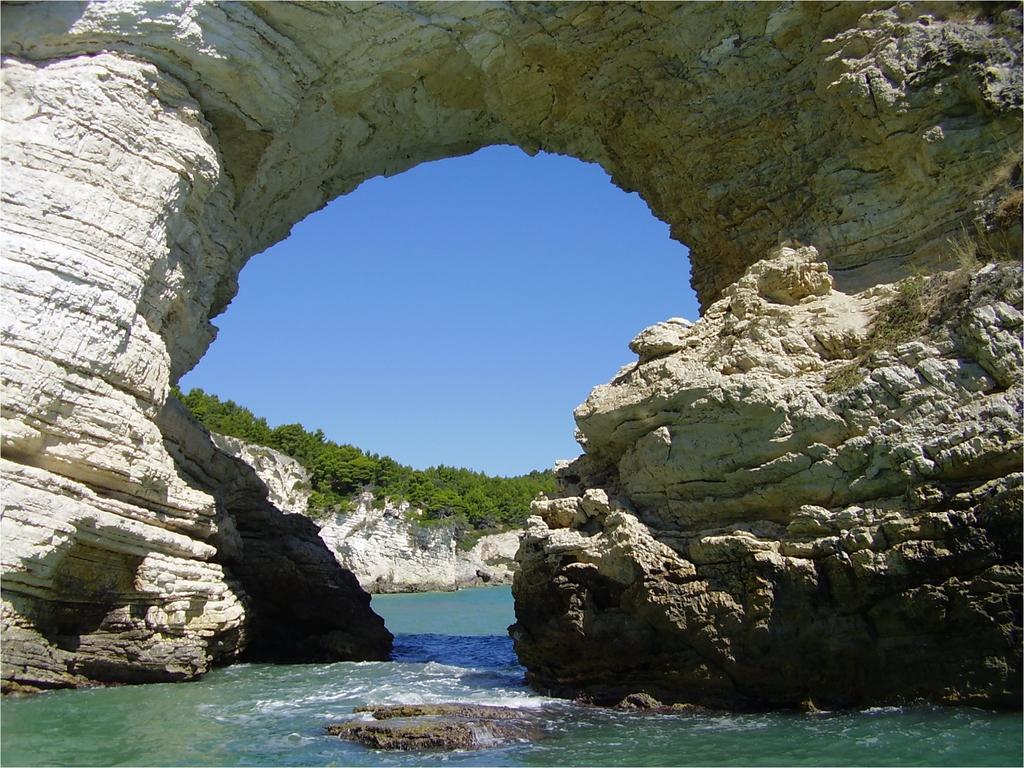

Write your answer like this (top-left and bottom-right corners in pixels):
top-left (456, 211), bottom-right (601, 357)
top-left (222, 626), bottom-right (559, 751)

top-left (0, 2), bottom-right (1019, 695)
top-left (616, 693), bottom-right (662, 711)
top-left (512, 248), bottom-right (1022, 710)
top-left (326, 704), bottom-right (542, 751)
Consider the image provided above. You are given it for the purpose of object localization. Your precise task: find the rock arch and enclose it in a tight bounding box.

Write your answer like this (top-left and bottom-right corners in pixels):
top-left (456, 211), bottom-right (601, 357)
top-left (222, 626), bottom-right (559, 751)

top-left (1, 2), bottom-right (1020, 701)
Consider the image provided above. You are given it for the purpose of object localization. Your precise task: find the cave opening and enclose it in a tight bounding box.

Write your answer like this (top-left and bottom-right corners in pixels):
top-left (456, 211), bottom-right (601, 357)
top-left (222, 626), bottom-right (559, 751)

top-left (1, 2), bottom-right (1019, 725)
top-left (179, 144), bottom-right (697, 479)
top-left (174, 144), bottom-right (697, 629)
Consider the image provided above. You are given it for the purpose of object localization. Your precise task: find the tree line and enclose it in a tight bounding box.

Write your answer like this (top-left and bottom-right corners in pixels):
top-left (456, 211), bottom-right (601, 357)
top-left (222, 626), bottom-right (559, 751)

top-left (173, 387), bottom-right (555, 534)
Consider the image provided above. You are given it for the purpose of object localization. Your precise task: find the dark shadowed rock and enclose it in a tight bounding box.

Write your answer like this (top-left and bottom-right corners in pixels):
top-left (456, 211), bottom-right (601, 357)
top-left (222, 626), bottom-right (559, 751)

top-left (159, 400), bottom-right (393, 664)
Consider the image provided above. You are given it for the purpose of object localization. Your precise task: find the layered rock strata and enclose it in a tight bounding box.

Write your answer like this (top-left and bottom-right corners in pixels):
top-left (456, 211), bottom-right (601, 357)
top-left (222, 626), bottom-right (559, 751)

top-left (1, 457), bottom-right (249, 691)
top-left (512, 247), bottom-right (1022, 710)
top-left (0, 1), bottom-right (1020, 695)
top-left (159, 404), bottom-right (392, 664)
top-left (3, 2), bottom-right (1020, 338)
top-left (2, 399), bottom-right (391, 692)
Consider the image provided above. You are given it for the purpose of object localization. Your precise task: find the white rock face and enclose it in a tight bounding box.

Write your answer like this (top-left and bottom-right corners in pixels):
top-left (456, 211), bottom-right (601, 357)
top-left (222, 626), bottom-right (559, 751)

top-left (1, 459), bottom-right (248, 690)
top-left (456, 530), bottom-right (521, 588)
top-left (318, 499), bottom-right (458, 594)
top-left (0, 52), bottom-right (255, 690)
top-left (318, 493), bottom-right (522, 593)
top-left (203, 438), bottom-right (522, 594)
top-left (210, 434), bottom-right (311, 514)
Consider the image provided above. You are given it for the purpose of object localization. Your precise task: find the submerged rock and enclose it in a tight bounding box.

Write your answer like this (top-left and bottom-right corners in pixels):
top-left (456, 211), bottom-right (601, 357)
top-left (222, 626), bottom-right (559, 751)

top-left (327, 704), bottom-right (542, 751)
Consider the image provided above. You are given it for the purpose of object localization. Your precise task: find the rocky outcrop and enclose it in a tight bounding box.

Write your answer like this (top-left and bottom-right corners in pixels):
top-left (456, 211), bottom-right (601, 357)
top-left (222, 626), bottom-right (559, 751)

top-left (327, 704), bottom-right (543, 751)
top-left (1, 458), bottom-right (249, 692)
top-left (201, 440), bottom-right (522, 593)
top-left (160, 404), bottom-right (392, 664)
top-left (4, 3), bottom-right (1019, 318)
top-left (209, 433), bottom-right (311, 514)
top-left (0, 1), bottom-right (1020, 696)
top-left (1, 398), bottom-right (391, 693)
top-left (458, 530), bottom-right (521, 588)
top-left (512, 248), bottom-right (1022, 710)
top-left (317, 494), bottom-right (521, 593)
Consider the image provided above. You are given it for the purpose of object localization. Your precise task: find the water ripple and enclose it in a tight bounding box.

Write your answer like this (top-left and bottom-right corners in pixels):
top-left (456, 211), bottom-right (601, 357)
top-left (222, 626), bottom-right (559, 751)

top-left (2, 588), bottom-right (1020, 767)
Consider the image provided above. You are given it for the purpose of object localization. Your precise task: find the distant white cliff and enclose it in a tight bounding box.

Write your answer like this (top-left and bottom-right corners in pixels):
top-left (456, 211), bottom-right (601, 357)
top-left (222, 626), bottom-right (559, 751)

top-left (319, 493), bottom-right (521, 593)
top-left (210, 433), bottom-right (312, 512)
top-left (212, 436), bottom-right (521, 593)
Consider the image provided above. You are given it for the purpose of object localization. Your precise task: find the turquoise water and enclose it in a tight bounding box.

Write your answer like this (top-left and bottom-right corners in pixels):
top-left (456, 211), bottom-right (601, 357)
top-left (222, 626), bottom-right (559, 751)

top-left (2, 586), bottom-right (1021, 766)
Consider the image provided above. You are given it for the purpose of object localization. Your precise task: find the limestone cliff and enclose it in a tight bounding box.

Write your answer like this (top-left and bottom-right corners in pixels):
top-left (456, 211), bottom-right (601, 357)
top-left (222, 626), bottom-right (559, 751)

top-left (2, 399), bottom-right (391, 692)
top-left (318, 494), bottom-right (521, 593)
top-left (204, 436), bottom-right (520, 592)
top-left (1, 1), bottom-right (1020, 699)
top-left (209, 433), bottom-right (312, 515)
top-left (512, 247), bottom-right (1022, 709)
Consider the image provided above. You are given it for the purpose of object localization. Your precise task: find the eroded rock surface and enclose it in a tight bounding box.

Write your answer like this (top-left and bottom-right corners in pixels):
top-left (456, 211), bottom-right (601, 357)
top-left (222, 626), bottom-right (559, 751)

top-left (160, 403), bottom-right (392, 663)
top-left (196, 443), bottom-right (523, 593)
top-left (512, 248), bottom-right (1022, 710)
top-left (0, 2), bottom-right (1020, 694)
top-left (315, 493), bottom-right (522, 593)
top-left (1, 396), bottom-right (392, 693)
top-left (327, 704), bottom-right (543, 751)
top-left (1, 458), bottom-right (249, 691)
top-left (210, 433), bottom-right (311, 514)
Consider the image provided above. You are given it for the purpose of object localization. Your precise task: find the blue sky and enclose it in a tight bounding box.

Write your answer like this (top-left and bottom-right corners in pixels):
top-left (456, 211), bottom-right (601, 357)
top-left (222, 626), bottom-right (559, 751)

top-left (179, 145), bottom-right (697, 476)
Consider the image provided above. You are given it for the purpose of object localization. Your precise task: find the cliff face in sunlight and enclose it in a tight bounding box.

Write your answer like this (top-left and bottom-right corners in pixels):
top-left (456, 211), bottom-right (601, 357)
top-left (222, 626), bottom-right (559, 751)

top-left (204, 440), bottom-right (522, 594)
top-left (1, 1), bottom-right (1020, 698)
top-left (318, 494), bottom-right (521, 594)
top-left (513, 249), bottom-right (1022, 709)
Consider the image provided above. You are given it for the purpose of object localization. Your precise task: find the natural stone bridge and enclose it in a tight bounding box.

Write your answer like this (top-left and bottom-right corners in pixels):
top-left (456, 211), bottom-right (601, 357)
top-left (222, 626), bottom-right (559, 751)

top-left (1, 1), bottom-right (1020, 706)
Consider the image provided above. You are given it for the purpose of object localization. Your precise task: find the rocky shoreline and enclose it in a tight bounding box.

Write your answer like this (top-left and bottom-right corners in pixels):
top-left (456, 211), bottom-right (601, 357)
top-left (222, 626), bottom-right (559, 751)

top-left (318, 499), bottom-right (522, 594)
top-left (2, 400), bottom-right (393, 693)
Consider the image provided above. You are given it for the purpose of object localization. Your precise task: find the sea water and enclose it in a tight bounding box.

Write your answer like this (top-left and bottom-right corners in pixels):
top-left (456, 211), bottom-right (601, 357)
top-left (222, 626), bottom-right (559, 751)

top-left (1, 586), bottom-right (1020, 767)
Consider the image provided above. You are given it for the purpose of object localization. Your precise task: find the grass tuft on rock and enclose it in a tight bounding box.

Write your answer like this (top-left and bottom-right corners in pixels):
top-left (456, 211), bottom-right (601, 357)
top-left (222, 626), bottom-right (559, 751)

top-left (824, 261), bottom-right (980, 394)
